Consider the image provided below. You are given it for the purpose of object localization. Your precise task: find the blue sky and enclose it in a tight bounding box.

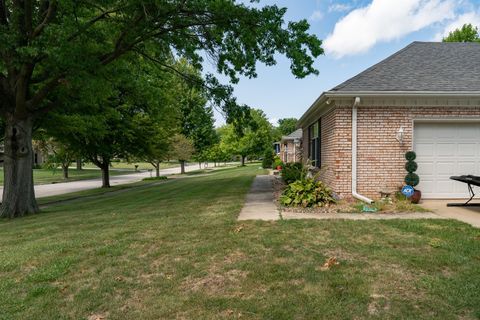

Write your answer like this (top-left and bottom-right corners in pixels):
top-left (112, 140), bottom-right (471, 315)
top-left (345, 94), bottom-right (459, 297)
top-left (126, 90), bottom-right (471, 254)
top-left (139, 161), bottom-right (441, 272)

top-left (209, 0), bottom-right (480, 126)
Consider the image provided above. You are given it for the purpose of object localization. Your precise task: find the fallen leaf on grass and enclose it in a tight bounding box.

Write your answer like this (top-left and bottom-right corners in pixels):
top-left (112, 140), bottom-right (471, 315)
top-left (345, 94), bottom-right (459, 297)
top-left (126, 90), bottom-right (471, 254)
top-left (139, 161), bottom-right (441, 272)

top-left (88, 313), bottom-right (108, 320)
top-left (320, 257), bottom-right (339, 270)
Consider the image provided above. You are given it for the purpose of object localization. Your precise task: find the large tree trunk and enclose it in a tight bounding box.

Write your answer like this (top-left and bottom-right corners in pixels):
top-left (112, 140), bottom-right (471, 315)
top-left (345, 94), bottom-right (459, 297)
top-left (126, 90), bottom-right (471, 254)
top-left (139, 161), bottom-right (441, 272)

top-left (76, 158), bottom-right (82, 170)
top-left (241, 155), bottom-right (246, 166)
top-left (62, 165), bottom-right (69, 180)
top-left (101, 163), bottom-right (110, 188)
top-left (180, 160), bottom-right (185, 174)
top-left (0, 117), bottom-right (40, 218)
top-left (155, 162), bottom-right (160, 177)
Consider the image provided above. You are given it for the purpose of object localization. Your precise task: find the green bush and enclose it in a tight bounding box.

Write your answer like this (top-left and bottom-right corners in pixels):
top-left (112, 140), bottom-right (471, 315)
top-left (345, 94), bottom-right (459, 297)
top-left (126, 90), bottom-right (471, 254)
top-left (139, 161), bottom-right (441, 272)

top-left (404, 150), bottom-right (419, 187)
top-left (280, 178), bottom-right (336, 208)
top-left (262, 149), bottom-right (275, 169)
top-left (273, 156), bottom-right (284, 169)
top-left (282, 162), bottom-right (306, 184)
top-left (405, 161), bottom-right (418, 172)
top-left (405, 172), bottom-right (419, 186)
top-left (405, 151), bottom-right (416, 161)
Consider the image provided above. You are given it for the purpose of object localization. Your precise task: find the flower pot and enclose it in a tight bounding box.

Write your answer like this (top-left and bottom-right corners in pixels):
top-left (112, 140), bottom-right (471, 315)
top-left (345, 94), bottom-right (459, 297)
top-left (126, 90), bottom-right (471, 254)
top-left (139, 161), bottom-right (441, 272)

top-left (276, 165), bottom-right (282, 170)
top-left (411, 190), bottom-right (422, 204)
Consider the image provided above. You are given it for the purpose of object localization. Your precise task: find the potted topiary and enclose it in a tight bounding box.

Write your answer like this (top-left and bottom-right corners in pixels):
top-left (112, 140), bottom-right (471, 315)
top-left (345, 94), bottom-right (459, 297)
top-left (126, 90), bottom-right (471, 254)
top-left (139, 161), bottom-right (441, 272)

top-left (404, 151), bottom-right (421, 203)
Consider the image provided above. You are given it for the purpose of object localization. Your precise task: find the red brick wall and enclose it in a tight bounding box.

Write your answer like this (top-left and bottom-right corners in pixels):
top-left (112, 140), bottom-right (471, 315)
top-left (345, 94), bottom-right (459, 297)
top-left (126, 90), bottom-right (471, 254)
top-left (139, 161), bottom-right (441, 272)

top-left (356, 106), bottom-right (480, 199)
top-left (303, 105), bottom-right (480, 199)
top-left (302, 107), bottom-right (352, 196)
top-left (280, 141), bottom-right (301, 163)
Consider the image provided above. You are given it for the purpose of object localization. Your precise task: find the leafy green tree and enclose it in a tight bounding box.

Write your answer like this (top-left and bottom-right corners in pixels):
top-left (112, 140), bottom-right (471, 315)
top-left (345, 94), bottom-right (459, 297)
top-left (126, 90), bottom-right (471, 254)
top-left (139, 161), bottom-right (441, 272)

top-left (205, 143), bottom-right (230, 167)
top-left (46, 59), bottom-right (172, 187)
top-left (277, 118), bottom-right (298, 136)
top-left (35, 138), bottom-right (77, 180)
top-left (176, 68), bottom-right (218, 165)
top-left (443, 23), bottom-right (480, 42)
top-left (0, 1), bottom-right (322, 217)
top-left (143, 128), bottom-right (175, 178)
top-left (169, 134), bottom-right (195, 174)
top-left (220, 109), bottom-right (274, 166)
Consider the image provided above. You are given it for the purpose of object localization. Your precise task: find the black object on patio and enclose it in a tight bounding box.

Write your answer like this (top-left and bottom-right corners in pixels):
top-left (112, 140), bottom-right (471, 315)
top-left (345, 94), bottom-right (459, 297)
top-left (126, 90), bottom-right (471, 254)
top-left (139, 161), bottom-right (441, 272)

top-left (447, 175), bottom-right (480, 207)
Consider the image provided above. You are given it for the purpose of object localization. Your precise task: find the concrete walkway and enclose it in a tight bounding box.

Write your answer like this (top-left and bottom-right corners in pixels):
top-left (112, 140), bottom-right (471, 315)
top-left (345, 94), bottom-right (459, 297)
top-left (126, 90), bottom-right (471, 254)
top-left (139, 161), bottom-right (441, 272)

top-left (421, 200), bottom-right (480, 228)
top-left (238, 175), bottom-right (280, 221)
top-left (0, 163), bottom-right (200, 201)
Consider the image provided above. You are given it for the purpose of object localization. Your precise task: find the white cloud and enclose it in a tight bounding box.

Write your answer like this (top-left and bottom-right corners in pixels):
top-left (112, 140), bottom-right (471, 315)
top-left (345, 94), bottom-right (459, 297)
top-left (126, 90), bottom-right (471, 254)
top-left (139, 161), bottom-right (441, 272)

top-left (324, 0), bottom-right (456, 58)
top-left (433, 11), bottom-right (480, 40)
top-left (328, 3), bottom-right (352, 12)
top-left (309, 10), bottom-right (324, 21)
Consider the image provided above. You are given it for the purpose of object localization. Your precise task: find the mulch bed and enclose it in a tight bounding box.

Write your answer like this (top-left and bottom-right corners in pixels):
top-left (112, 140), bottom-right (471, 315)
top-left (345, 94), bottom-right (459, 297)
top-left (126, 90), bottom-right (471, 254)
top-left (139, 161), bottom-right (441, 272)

top-left (273, 175), bottom-right (428, 214)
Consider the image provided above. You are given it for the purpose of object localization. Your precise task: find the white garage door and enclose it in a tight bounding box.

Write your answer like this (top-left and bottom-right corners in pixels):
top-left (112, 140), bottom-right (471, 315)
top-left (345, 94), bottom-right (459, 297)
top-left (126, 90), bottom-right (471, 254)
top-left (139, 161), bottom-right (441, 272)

top-left (414, 122), bottom-right (480, 199)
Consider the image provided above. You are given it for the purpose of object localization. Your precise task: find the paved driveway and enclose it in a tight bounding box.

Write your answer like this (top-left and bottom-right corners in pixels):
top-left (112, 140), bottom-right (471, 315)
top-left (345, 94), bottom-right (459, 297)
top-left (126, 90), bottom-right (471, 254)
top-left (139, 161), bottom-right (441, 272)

top-left (0, 163), bottom-right (201, 201)
top-left (421, 200), bottom-right (480, 228)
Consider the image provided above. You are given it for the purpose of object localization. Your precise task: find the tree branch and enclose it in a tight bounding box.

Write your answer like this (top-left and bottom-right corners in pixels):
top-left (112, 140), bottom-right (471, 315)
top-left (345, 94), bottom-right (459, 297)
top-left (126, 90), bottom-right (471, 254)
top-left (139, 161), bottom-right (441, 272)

top-left (26, 74), bottom-right (63, 110)
top-left (0, 0), bottom-right (8, 25)
top-left (66, 6), bottom-right (125, 42)
top-left (32, 0), bottom-right (57, 38)
top-left (24, 0), bottom-right (33, 36)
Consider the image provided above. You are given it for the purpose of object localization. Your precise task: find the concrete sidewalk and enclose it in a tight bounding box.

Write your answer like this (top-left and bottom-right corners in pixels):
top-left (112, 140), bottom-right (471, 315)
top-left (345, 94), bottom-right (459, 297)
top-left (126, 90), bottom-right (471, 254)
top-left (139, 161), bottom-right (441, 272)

top-left (238, 175), bottom-right (280, 221)
top-left (0, 163), bottom-right (200, 201)
top-left (421, 200), bottom-right (480, 228)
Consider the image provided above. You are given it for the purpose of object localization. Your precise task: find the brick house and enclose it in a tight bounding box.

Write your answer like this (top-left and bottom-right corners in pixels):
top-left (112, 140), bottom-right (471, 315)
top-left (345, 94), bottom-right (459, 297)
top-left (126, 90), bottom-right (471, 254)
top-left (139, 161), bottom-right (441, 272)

top-left (298, 42), bottom-right (480, 202)
top-left (279, 129), bottom-right (302, 163)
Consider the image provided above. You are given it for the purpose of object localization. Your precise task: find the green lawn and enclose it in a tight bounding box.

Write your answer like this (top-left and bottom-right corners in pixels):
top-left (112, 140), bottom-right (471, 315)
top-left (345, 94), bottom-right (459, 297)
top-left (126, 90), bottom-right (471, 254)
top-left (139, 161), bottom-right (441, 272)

top-left (1, 166), bottom-right (479, 319)
top-left (82, 161), bottom-right (179, 171)
top-left (0, 168), bottom-right (134, 186)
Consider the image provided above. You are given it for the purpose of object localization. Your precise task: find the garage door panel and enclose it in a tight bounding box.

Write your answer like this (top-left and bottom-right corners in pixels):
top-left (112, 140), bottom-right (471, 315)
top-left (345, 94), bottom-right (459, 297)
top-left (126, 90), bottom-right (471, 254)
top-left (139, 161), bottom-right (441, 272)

top-left (457, 161), bottom-right (476, 173)
top-left (414, 122), bottom-right (480, 199)
top-left (458, 143), bottom-right (477, 156)
top-left (417, 161), bottom-right (434, 175)
top-left (436, 162), bottom-right (455, 175)
top-left (436, 143), bottom-right (456, 156)
top-left (436, 180), bottom-right (455, 194)
top-left (437, 127), bottom-right (457, 138)
top-left (415, 144), bottom-right (434, 157)
top-left (457, 127), bottom-right (479, 138)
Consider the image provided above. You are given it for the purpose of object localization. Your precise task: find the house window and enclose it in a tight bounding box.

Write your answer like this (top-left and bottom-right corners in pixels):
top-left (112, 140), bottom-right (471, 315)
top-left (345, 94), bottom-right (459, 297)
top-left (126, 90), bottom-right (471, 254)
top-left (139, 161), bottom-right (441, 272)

top-left (308, 121), bottom-right (321, 167)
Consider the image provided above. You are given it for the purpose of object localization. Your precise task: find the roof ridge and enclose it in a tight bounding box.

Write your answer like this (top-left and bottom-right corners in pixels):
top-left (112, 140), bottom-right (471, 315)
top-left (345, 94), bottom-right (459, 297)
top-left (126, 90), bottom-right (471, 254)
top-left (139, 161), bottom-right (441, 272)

top-left (332, 42), bottom-right (420, 91)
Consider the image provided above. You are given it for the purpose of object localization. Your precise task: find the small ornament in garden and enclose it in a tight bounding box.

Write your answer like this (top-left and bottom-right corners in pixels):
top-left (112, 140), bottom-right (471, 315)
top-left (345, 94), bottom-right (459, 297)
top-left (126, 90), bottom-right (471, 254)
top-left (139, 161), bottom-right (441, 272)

top-left (401, 185), bottom-right (414, 198)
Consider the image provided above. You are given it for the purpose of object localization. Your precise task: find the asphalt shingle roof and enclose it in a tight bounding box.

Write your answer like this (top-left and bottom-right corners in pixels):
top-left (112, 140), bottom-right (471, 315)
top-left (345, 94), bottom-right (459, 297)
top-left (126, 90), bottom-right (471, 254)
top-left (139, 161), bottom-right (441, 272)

top-left (281, 128), bottom-right (302, 141)
top-left (331, 42), bottom-right (480, 92)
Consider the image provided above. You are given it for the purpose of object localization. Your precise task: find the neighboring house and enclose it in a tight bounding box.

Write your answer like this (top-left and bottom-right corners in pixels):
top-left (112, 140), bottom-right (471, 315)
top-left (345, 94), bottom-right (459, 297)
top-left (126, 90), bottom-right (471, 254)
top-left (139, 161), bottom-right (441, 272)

top-left (279, 129), bottom-right (302, 163)
top-left (298, 42), bottom-right (480, 202)
top-left (33, 145), bottom-right (46, 166)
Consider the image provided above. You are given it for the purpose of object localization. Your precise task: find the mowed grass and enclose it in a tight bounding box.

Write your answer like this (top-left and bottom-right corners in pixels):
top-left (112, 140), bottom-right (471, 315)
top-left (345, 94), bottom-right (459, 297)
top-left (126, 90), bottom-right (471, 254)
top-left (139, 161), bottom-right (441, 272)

top-left (1, 166), bottom-right (480, 319)
top-left (0, 168), bottom-right (134, 186)
top-left (82, 161), bottom-right (179, 171)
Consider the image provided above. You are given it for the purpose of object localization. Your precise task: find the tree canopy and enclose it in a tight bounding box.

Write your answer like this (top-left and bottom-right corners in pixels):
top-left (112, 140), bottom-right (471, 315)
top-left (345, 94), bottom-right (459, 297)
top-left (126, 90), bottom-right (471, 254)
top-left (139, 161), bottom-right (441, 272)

top-left (277, 118), bottom-right (298, 136)
top-left (219, 109), bottom-right (274, 165)
top-left (443, 23), bottom-right (480, 42)
top-left (0, 0), bottom-right (323, 217)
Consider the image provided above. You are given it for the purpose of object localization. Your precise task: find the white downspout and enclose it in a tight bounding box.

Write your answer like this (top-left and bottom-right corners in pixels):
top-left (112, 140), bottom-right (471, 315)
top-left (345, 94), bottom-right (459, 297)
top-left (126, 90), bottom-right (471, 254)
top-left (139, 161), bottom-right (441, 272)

top-left (352, 97), bottom-right (373, 204)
